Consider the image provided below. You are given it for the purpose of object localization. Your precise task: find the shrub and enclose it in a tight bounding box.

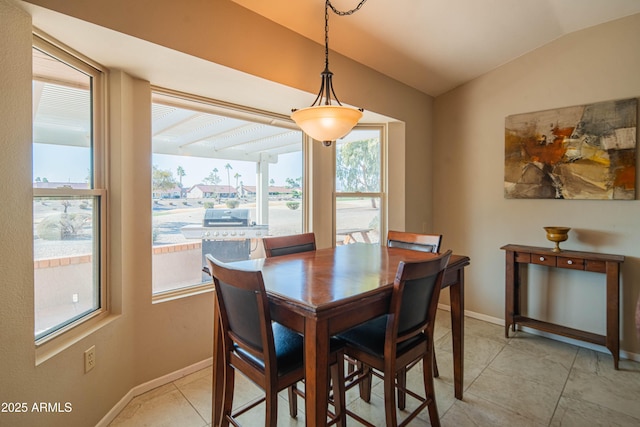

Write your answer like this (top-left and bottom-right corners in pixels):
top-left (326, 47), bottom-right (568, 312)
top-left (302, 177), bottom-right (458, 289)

top-left (286, 201), bottom-right (300, 210)
top-left (36, 213), bottom-right (91, 240)
top-left (225, 199), bottom-right (240, 209)
top-left (203, 202), bottom-right (215, 209)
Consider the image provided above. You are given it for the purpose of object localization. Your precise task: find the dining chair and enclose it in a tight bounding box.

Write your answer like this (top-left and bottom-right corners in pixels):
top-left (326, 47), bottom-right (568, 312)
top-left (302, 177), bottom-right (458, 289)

top-left (262, 232), bottom-right (316, 257)
top-left (207, 254), bottom-right (346, 427)
top-left (389, 230), bottom-right (444, 392)
top-left (347, 230), bottom-right (442, 386)
top-left (339, 250), bottom-right (452, 427)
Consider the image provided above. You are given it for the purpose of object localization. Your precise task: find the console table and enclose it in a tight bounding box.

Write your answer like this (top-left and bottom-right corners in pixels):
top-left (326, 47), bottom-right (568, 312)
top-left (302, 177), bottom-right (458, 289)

top-left (501, 244), bottom-right (624, 369)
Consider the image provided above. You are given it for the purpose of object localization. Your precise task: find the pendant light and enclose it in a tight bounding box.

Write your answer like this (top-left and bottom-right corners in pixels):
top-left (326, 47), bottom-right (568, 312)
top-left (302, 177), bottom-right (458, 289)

top-left (291, 0), bottom-right (367, 146)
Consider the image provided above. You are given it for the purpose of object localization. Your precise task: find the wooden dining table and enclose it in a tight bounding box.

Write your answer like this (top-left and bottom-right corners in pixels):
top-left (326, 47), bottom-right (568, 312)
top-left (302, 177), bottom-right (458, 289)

top-left (211, 243), bottom-right (470, 426)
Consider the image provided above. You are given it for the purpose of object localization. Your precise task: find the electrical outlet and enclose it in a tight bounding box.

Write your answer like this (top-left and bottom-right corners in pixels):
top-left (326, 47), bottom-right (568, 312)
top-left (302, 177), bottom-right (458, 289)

top-left (84, 345), bottom-right (96, 373)
top-left (72, 293), bottom-right (79, 303)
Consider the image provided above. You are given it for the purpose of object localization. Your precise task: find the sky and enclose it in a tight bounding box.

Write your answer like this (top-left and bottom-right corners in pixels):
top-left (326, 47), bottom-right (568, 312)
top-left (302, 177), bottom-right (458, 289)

top-left (33, 144), bottom-right (90, 183)
top-left (33, 143), bottom-right (302, 188)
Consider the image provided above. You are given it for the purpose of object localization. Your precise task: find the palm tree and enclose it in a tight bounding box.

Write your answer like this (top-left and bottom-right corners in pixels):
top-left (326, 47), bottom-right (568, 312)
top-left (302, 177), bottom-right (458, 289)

top-left (225, 163), bottom-right (233, 199)
top-left (234, 172), bottom-right (241, 192)
top-left (176, 166), bottom-right (185, 188)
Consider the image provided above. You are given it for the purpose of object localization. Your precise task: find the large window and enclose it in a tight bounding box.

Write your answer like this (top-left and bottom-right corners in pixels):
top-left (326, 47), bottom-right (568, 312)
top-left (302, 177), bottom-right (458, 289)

top-left (151, 91), bottom-right (304, 296)
top-left (32, 37), bottom-right (106, 341)
top-left (335, 127), bottom-right (385, 245)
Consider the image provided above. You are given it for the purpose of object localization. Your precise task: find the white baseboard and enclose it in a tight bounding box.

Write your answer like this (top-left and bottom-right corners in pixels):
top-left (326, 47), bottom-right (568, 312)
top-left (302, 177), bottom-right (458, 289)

top-left (95, 357), bottom-right (213, 427)
top-left (437, 303), bottom-right (640, 363)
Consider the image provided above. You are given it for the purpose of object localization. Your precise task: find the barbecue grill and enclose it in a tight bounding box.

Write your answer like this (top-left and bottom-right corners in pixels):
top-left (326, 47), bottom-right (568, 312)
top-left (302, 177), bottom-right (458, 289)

top-left (203, 208), bottom-right (250, 228)
top-left (181, 209), bottom-right (268, 275)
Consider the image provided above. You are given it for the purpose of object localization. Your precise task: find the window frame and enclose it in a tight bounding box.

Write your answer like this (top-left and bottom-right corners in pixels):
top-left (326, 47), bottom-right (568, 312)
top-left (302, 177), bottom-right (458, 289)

top-left (32, 33), bottom-right (108, 346)
top-left (150, 87), bottom-right (307, 301)
top-left (333, 124), bottom-right (387, 246)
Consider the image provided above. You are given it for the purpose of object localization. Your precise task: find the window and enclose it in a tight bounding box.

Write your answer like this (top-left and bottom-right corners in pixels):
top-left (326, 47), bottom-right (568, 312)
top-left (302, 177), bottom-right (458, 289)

top-left (32, 37), bottom-right (106, 341)
top-left (151, 91), bottom-right (304, 296)
top-left (335, 127), bottom-right (385, 245)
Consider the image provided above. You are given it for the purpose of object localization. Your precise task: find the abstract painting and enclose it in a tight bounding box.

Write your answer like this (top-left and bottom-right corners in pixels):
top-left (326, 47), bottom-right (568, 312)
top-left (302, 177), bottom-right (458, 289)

top-left (505, 98), bottom-right (637, 199)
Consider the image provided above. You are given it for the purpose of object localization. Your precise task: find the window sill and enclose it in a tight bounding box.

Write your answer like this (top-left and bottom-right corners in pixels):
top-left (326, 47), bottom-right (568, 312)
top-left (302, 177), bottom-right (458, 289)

top-left (35, 311), bottom-right (118, 366)
top-left (152, 282), bottom-right (214, 304)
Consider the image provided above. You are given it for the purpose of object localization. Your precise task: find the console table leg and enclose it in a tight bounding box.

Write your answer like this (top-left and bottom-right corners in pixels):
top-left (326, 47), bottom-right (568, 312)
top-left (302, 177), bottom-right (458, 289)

top-left (504, 250), bottom-right (516, 338)
top-left (606, 261), bottom-right (620, 370)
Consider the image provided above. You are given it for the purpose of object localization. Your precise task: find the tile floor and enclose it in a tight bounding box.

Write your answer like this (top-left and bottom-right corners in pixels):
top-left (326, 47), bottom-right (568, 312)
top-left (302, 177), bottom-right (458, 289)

top-left (108, 310), bottom-right (640, 426)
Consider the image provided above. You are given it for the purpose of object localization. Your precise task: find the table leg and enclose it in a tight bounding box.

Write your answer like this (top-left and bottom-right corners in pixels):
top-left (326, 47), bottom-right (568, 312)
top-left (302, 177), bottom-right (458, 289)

top-left (504, 250), bottom-right (515, 337)
top-left (449, 270), bottom-right (465, 400)
top-left (212, 298), bottom-right (225, 427)
top-left (606, 261), bottom-right (620, 370)
top-left (305, 317), bottom-right (330, 426)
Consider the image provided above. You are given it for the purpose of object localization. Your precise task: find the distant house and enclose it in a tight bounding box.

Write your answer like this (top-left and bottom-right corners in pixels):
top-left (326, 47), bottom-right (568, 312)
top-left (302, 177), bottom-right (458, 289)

top-left (238, 185), bottom-right (255, 198)
top-left (153, 185), bottom-right (182, 199)
top-left (187, 184), bottom-right (236, 199)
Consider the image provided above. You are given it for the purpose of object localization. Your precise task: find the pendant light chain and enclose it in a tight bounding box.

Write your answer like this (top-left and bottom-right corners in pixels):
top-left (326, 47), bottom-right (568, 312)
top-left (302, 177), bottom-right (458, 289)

top-left (327, 0), bottom-right (369, 16)
top-left (324, 3), bottom-right (330, 70)
top-left (325, 0), bottom-right (368, 69)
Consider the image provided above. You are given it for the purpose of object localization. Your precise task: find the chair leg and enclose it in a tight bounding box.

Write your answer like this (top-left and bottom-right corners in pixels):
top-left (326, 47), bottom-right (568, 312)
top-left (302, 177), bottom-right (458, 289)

top-left (397, 368), bottom-right (406, 410)
top-left (433, 351), bottom-right (439, 378)
top-left (331, 354), bottom-right (346, 427)
top-left (358, 363), bottom-right (372, 403)
top-left (265, 383), bottom-right (279, 427)
top-left (222, 364), bottom-right (235, 427)
top-left (287, 384), bottom-right (297, 418)
top-left (423, 352), bottom-right (441, 427)
top-left (383, 368), bottom-right (398, 427)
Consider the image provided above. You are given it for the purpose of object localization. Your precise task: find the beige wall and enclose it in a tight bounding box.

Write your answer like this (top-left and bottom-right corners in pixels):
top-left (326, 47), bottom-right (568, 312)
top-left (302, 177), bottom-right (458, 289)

top-left (1, 0), bottom-right (432, 426)
top-left (434, 14), bottom-right (640, 355)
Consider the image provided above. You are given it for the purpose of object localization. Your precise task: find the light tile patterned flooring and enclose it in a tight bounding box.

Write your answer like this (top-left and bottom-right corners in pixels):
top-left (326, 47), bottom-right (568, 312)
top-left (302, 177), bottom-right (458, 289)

top-left (109, 310), bottom-right (640, 426)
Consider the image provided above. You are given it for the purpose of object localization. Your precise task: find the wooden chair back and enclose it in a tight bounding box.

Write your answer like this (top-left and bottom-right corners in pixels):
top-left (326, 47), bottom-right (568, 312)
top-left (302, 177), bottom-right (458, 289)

top-left (390, 250), bottom-right (452, 350)
top-left (262, 232), bottom-right (316, 258)
top-left (387, 230), bottom-right (442, 253)
top-left (206, 255), bottom-right (278, 379)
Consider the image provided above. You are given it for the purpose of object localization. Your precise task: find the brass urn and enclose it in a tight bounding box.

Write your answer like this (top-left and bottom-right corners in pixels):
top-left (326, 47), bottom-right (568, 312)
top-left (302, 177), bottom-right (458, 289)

top-left (544, 226), bottom-right (570, 252)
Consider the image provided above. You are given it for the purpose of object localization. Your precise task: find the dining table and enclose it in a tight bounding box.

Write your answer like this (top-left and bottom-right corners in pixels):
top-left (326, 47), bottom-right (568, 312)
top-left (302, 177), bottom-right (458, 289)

top-left (211, 243), bottom-right (470, 427)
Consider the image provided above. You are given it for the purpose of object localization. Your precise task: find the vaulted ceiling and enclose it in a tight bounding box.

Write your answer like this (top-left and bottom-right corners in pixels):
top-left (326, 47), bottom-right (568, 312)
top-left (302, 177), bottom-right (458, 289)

top-left (232, 0), bottom-right (640, 96)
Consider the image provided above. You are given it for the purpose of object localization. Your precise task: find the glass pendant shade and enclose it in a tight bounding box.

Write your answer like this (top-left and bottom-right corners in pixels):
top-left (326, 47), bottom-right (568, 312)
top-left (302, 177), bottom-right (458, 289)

top-left (291, 105), bottom-right (363, 143)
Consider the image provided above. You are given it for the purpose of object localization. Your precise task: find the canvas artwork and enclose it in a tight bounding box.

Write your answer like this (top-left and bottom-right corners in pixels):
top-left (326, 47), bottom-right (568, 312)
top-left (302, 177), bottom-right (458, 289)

top-left (504, 98), bottom-right (637, 199)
